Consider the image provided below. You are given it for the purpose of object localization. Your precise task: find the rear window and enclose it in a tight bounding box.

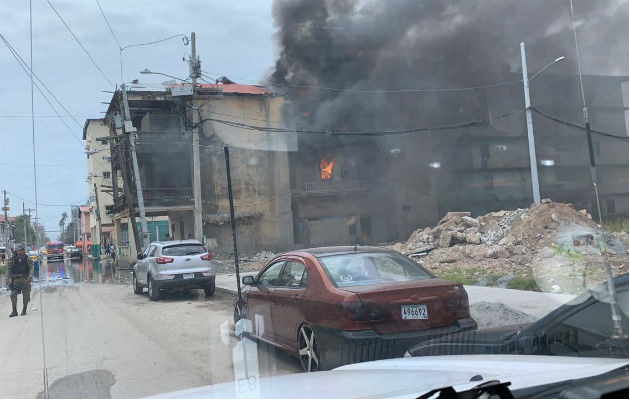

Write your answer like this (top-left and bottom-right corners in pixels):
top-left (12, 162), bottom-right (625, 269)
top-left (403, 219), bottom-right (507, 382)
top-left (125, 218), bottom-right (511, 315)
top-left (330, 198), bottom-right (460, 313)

top-left (161, 244), bottom-right (207, 256)
top-left (318, 252), bottom-right (433, 288)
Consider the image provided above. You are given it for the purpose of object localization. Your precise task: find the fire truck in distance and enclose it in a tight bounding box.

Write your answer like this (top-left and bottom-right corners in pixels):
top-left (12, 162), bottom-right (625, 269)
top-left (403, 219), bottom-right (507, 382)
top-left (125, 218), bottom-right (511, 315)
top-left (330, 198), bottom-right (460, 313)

top-left (46, 241), bottom-right (64, 260)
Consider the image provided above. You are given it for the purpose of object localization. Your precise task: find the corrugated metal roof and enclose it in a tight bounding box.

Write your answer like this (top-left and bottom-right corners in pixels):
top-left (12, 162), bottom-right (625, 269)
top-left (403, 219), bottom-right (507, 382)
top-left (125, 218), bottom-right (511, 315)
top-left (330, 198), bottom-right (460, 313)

top-left (195, 83), bottom-right (270, 95)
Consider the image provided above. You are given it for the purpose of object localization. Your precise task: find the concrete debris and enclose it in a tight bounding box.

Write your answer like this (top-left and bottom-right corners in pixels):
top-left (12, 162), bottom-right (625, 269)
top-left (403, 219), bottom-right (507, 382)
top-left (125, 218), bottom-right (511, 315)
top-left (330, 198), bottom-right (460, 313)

top-left (393, 200), bottom-right (629, 292)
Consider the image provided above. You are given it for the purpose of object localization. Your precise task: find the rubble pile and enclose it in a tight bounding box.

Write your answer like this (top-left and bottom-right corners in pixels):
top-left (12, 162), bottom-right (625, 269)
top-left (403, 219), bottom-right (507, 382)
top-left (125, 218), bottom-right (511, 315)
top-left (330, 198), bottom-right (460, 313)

top-left (393, 199), bottom-right (629, 293)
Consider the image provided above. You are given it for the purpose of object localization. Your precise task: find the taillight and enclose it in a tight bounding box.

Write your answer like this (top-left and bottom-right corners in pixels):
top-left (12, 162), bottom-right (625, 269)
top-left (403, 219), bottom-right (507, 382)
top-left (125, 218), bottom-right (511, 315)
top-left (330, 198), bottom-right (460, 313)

top-left (449, 289), bottom-right (470, 318)
top-left (338, 301), bottom-right (384, 322)
top-left (200, 253), bottom-right (212, 261)
top-left (156, 256), bottom-right (174, 264)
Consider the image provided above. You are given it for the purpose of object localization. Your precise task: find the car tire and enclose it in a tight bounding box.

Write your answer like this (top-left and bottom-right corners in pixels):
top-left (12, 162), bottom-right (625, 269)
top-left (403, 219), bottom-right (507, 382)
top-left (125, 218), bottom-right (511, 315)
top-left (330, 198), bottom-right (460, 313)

top-left (298, 324), bottom-right (324, 372)
top-left (204, 282), bottom-right (215, 297)
top-left (148, 275), bottom-right (160, 301)
top-left (133, 273), bottom-right (143, 294)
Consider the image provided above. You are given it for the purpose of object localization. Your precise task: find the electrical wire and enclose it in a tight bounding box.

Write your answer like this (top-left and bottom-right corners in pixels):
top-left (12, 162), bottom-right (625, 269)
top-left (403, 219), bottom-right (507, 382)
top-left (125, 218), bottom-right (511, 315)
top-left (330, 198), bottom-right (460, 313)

top-left (6, 191), bottom-right (83, 207)
top-left (198, 109), bottom-right (524, 136)
top-left (0, 33), bottom-right (83, 140)
top-left (45, 0), bottom-right (115, 87)
top-left (531, 107), bottom-right (629, 141)
top-left (200, 71), bottom-right (524, 94)
top-left (0, 33), bottom-right (111, 172)
top-left (120, 34), bottom-right (187, 51)
top-left (0, 33), bottom-right (83, 129)
top-left (28, 2), bottom-right (49, 398)
top-left (94, 0), bottom-right (121, 49)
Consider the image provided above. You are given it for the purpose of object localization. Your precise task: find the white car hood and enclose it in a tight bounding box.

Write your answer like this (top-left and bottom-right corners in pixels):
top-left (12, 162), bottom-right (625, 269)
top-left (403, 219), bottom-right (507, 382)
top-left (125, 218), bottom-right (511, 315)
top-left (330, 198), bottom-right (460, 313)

top-left (152, 355), bottom-right (627, 399)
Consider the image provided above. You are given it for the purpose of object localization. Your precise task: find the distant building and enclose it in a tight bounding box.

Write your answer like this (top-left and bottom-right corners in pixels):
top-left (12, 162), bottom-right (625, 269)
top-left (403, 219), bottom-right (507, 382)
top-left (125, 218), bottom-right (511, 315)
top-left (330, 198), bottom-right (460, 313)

top-left (83, 119), bottom-right (116, 249)
top-left (78, 205), bottom-right (91, 254)
top-left (0, 215), bottom-right (15, 250)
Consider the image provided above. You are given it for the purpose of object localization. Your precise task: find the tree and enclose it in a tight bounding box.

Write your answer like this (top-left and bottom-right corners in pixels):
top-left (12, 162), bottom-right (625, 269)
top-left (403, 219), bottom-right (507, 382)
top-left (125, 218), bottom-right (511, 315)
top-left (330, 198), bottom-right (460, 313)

top-left (61, 221), bottom-right (77, 244)
top-left (58, 212), bottom-right (68, 241)
top-left (12, 214), bottom-right (36, 246)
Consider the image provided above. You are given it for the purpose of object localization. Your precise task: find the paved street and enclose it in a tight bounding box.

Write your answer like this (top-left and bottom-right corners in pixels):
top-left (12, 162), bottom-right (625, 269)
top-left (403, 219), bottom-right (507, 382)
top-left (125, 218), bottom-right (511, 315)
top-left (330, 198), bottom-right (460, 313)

top-left (0, 259), bottom-right (577, 398)
top-left (0, 260), bottom-right (300, 398)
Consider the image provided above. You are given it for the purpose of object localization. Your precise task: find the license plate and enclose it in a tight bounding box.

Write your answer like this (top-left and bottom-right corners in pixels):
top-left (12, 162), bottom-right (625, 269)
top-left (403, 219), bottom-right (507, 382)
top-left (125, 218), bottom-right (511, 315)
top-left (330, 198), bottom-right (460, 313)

top-left (183, 273), bottom-right (195, 279)
top-left (401, 304), bottom-right (428, 320)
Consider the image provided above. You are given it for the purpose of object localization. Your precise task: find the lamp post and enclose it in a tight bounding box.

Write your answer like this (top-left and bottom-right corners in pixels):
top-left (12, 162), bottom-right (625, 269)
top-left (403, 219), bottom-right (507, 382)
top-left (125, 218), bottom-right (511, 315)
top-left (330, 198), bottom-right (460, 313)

top-left (520, 42), bottom-right (565, 204)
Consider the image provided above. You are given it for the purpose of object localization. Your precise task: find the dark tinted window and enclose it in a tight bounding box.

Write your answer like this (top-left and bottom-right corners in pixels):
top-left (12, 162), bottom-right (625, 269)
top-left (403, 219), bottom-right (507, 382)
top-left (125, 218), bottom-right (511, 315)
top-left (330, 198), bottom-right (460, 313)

top-left (161, 244), bottom-right (207, 256)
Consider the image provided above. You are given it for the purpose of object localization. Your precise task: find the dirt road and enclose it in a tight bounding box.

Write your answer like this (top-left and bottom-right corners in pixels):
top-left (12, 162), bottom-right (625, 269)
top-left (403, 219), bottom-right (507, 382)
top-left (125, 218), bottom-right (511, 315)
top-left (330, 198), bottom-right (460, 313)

top-left (0, 282), bottom-right (300, 398)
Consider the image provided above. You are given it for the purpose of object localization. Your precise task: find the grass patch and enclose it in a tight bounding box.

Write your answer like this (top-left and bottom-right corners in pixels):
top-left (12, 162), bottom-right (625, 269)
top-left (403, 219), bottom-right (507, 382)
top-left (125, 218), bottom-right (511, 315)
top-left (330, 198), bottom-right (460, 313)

top-left (506, 276), bottom-right (539, 291)
top-left (435, 269), bottom-right (478, 285)
top-left (603, 216), bottom-right (629, 233)
top-left (551, 243), bottom-right (583, 263)
top-left (485, 273), bottom-right (503, 286)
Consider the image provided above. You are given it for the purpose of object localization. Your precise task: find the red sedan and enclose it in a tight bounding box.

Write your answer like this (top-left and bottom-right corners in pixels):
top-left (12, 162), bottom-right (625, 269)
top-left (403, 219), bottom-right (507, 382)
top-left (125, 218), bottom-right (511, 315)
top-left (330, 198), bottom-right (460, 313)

top-left (235, 246), bottom-right (477, 372)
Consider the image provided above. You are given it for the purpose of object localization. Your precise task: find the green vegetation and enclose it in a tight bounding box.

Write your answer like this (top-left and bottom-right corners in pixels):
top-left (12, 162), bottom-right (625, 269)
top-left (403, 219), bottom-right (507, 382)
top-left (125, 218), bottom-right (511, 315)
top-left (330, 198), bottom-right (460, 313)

top-left (436, 269), bottom-right (478, 285)
top-left (506, 276), bottom-right (539, 291)
top-left (435, 268), bottom-right (502, 287)
top-left (436, 266), bottom-right (539, 291)
top-left (603, 216), bottom-right (629, 233)
top-left (551, 243), bottom-right (583, 263)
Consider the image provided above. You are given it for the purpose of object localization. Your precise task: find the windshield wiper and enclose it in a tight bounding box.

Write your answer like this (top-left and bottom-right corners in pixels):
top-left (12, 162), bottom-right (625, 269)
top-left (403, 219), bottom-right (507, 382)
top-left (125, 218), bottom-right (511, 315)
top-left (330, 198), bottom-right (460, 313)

top-left (511, 364), bottom-right (628, 399)
top-left (418, 380), bottom-right (514, 399)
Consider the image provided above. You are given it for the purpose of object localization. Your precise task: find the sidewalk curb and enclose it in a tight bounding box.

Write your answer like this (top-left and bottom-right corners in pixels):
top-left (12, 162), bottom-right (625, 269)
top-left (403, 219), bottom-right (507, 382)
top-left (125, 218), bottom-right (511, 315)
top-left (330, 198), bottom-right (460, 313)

top-left (215, 286), bottom-right (237, 296)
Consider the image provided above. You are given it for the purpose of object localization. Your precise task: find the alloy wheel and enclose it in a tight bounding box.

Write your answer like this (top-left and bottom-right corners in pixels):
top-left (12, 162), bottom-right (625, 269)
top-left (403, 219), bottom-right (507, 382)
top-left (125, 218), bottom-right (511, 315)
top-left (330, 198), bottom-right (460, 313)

top-left (298, 325), bottom-right (320, 372)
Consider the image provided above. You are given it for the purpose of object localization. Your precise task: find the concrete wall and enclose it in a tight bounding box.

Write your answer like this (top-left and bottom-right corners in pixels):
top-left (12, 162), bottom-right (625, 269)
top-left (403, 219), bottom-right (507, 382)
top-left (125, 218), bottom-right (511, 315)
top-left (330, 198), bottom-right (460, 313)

top-left (198, 95), bottom-right (294, 253)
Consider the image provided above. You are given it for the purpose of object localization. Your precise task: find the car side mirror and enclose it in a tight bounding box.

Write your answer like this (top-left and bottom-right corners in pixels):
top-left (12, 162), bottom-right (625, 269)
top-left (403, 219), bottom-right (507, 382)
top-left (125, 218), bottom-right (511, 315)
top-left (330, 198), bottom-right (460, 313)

top-left (242, 276), bottom-right (255, 286)
top-left (137, 253), bottom-right (144, 260)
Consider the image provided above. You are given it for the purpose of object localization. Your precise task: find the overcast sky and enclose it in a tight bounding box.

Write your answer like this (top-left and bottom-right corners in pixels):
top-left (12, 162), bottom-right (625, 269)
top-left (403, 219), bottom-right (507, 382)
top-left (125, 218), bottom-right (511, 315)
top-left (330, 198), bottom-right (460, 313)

top-left (0, 0), bottom-right (276, 238)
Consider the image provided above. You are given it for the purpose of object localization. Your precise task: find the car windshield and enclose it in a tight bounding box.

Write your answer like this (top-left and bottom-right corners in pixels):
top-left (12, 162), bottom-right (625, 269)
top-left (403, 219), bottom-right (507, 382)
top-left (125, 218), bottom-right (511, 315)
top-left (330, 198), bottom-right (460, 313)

top-left (0, 0), bottom-right (628, 398)
top-left (318, 252), bottom-right (433, 287)
top-left (161, 244), bottom-right (207, 256)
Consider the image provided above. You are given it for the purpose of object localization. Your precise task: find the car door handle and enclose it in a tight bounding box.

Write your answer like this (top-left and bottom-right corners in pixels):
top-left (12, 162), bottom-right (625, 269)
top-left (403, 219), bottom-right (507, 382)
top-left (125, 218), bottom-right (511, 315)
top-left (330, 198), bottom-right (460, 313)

top-left (292, 294), bottom-right (300, 304)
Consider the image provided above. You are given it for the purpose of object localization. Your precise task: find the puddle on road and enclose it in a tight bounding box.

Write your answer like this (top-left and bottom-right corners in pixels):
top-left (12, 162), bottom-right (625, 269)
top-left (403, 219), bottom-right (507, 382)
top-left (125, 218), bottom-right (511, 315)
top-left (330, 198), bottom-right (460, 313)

top-left (1, 258), bottom-right (132, 295)
top-left (36, 258), bottom-right (132, 286)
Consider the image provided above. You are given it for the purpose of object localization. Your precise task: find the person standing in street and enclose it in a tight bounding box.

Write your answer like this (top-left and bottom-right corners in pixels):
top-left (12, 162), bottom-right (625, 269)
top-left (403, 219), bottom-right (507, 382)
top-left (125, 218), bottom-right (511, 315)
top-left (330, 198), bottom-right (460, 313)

top-left (6, 246), bottom-right (33, 317)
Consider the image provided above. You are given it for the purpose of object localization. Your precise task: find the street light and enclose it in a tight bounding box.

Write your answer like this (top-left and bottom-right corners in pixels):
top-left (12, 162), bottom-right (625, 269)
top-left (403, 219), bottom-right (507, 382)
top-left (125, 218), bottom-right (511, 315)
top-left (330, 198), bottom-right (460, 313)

top-left (139, 69), bottom-right (189, 83)
top-left (520, 42), bottom-right (565, 204)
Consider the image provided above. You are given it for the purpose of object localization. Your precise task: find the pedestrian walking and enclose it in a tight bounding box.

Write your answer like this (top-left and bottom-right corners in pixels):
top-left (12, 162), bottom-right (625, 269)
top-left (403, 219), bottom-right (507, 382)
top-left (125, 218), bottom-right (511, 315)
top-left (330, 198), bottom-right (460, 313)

top-left (6, 245), bottom-right (33, 317)
top-left (105, 243), bottom-right (111, 258)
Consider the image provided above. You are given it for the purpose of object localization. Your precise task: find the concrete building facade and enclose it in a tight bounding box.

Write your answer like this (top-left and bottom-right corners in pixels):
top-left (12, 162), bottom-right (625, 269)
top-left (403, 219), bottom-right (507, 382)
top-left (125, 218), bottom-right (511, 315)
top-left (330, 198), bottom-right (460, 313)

top-left (104, 83), bottom-right (294, 264)
top-left (83, 119), bottom-right (117, 251)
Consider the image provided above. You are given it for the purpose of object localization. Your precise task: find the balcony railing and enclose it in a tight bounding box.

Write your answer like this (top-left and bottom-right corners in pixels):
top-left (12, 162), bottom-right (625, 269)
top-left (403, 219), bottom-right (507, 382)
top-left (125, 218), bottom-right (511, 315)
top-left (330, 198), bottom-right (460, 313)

top-left (303, 179), bottom-right (374, 194)
top-left (113, 187), bottom-right (193, 211)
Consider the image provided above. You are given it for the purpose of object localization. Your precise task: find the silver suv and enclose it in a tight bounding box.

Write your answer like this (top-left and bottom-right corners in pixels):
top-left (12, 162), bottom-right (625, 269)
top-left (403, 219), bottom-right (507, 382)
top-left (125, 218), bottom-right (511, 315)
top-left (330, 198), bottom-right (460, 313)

top-left (132, 240), bottom-right (215, 300)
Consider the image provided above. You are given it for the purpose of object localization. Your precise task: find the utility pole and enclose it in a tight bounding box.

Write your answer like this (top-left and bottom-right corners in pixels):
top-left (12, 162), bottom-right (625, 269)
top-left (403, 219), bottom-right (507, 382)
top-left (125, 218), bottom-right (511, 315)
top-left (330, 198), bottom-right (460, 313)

top-left (22, 202), bottom-right (28, 250)
top-left (25, 207), bottom-right (35, 250)
top-left (121, 84), bottom-right (149, 249)
top-left (520, 42), bottom-right (541, 205)
top-left (2, 190), bottom-right (9, 250)
top-left (93, 183), bottom-right (103, 257)
top-left (190, 32), bottom-right (203, 241)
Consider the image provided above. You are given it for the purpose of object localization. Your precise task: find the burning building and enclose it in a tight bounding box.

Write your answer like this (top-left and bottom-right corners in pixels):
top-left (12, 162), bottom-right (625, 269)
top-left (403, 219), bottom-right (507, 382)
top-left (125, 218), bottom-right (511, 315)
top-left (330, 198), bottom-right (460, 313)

top-left (270, 0), bottom-right (628, 245)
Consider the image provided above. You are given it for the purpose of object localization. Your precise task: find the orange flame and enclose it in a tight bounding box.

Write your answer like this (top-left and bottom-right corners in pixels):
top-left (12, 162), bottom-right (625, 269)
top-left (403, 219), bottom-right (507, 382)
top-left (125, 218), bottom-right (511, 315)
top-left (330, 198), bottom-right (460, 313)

top-left (320, 157), bottom-right (334, 180)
